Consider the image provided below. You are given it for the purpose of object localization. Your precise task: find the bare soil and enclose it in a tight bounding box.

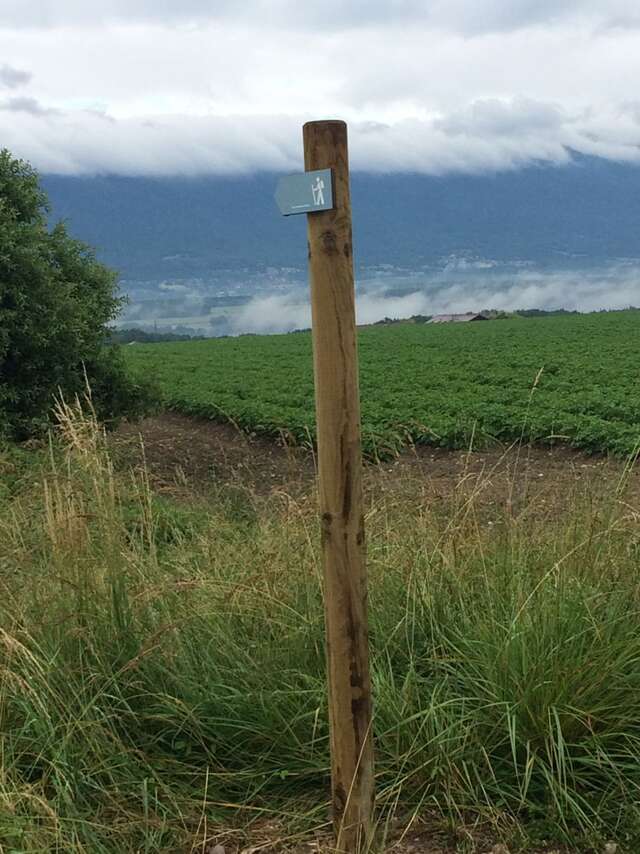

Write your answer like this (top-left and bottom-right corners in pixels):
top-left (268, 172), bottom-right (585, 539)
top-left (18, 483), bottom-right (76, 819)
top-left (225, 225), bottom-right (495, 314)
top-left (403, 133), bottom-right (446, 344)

top-left (114, 413), bottom-right (639, 514)
top-left (193, 817), bottom-right (583, 854)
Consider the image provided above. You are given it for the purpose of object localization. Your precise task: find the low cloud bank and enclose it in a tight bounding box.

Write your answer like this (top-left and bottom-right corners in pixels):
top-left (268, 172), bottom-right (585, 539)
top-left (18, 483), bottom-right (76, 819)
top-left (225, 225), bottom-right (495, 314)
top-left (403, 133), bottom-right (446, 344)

top-left (2, 99), bottom-right (640, 176)
top-left (233, 265), bottom-right (640, 335)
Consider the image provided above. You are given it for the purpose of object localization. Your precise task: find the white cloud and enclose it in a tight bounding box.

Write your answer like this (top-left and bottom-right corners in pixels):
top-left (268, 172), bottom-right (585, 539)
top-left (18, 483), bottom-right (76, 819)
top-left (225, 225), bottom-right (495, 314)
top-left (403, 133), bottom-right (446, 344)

top-left (1, 3), bottom-right (640, 175)
top-left (235, 294), bottom-right (311, 334)
top-left (1, 99), bottom-right (639, 176)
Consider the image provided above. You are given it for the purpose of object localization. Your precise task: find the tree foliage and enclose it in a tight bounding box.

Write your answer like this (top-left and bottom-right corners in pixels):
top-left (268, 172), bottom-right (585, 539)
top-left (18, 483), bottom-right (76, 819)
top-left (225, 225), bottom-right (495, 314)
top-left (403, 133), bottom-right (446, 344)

top-left (0, 149), bottom-right (151, 438)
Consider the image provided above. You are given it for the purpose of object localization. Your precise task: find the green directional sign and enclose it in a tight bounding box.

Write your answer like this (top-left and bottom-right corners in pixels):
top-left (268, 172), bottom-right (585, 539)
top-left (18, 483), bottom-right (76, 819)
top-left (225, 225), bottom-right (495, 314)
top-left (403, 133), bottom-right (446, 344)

top-left (275, 168), bottom-right (334, 216)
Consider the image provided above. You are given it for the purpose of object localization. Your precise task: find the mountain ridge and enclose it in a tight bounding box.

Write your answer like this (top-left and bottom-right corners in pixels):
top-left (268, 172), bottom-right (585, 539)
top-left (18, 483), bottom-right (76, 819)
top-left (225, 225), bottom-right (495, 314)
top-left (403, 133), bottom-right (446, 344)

top-left (41, 155), bottom-right (640, 282)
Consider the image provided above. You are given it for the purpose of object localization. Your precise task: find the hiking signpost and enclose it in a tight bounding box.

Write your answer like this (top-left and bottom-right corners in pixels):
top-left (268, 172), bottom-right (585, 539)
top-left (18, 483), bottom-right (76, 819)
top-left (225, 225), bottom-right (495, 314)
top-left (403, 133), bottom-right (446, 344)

top-left (275, 167), bottom-right (334, 215)
top-left (275, 121), bottom-right (374, 852)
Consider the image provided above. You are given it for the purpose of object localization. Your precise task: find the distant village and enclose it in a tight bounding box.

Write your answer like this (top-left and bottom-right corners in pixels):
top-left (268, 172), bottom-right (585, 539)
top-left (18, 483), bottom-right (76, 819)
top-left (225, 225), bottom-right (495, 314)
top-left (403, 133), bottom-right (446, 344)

top-left (428, 312), bottom-right (487, 323)
top-left (113, 307), bottom-right (588, 343)
top-left (370, 307), bottom-right (580, 327)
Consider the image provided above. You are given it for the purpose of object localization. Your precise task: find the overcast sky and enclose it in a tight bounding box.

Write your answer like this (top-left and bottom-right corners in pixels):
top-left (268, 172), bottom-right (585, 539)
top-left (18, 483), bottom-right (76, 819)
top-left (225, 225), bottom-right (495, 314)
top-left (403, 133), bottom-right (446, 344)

top-left (2, 1), bottom-right (640, 175)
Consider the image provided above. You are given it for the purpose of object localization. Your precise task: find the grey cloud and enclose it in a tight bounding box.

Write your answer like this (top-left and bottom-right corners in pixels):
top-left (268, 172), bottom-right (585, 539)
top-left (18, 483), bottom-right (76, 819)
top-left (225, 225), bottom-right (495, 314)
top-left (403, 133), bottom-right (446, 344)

top-left (0, 0), bottom-right (235, 28)
top-left (0, 96), bottom-right (57, 115)
top-left (0, 0), bottom-right (210, 28)
top-left (420, 0), bottom-right (640, 34)
top-left (438, 99), bottom-right (565, 137)
top-left (0, 63), bottom-right (31, 88)
top-left (1, 0), bottom-right (640, 34)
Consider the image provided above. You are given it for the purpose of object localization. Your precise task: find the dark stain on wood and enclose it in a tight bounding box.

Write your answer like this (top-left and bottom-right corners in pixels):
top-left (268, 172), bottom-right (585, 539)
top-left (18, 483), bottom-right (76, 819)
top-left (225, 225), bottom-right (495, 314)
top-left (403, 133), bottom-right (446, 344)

top-left (321, 511), bottom-right (333, 545)
top-left (333, 782), bottom-right (347, 817)
top-left (350, 667), bottom-right (363, 689)
top-left (351, 695), bottom-right (367, 720)
top-left (342, 457), bottom-right (352, 522)
top-left (321, 230), bottom-right (339, 256)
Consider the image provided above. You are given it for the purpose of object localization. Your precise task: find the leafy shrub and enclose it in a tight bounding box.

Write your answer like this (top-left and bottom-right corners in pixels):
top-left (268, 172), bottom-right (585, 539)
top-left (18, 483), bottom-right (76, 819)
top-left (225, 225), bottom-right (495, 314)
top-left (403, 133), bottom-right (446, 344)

top-left (0, 149), bottom-right (154, 437)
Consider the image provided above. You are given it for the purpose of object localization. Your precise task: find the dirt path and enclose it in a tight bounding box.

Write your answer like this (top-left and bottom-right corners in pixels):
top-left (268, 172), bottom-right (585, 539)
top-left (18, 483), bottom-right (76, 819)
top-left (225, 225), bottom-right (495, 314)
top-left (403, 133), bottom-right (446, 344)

top-left (115, 412), bottom-right (315, 496)
top-left (115, 413), bottom-right (639, 514)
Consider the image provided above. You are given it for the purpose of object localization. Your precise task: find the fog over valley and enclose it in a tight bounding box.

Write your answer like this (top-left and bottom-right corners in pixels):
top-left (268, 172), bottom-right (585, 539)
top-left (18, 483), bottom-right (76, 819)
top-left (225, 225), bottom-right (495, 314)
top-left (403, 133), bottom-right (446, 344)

top-left (239, 265), bottom-right (640, 335)
top-left (114, 261), bottom-right (640, 337)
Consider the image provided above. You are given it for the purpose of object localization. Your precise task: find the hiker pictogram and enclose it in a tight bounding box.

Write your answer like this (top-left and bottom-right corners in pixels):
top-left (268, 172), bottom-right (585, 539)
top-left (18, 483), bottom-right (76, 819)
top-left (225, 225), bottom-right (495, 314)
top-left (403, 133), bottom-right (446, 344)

top-left (311, 175), bottom-right (325, 206)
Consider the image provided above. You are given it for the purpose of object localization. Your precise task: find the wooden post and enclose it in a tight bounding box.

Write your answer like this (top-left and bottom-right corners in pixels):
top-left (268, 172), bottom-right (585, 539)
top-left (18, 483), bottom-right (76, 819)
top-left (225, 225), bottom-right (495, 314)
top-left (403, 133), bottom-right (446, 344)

top-left (303, 119), bottom-right (374, 852)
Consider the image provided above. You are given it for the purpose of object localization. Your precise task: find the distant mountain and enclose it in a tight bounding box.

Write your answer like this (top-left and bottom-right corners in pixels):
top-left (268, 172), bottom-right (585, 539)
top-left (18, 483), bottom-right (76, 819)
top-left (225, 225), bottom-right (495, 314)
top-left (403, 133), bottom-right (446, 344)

top-left (42, 155), bottom-right (640, 281)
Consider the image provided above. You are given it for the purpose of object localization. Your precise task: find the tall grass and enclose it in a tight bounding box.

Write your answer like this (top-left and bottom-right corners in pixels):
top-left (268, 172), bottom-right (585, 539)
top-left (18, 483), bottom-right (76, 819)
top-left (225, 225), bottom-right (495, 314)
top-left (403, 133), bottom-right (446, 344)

top-left (1, 402), bottom-right (639, 852)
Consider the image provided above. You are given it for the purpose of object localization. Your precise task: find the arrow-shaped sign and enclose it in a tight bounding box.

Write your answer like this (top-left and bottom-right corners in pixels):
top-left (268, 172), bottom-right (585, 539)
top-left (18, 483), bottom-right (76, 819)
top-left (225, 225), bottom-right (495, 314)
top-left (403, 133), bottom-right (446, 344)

top-left (275, 168), bottom-right (334, 216)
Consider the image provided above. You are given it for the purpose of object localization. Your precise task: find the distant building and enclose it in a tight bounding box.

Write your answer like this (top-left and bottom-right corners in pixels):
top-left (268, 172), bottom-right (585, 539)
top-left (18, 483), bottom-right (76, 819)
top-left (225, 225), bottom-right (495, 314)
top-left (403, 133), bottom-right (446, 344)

top-left (429, 312), bottom-right (488, 324)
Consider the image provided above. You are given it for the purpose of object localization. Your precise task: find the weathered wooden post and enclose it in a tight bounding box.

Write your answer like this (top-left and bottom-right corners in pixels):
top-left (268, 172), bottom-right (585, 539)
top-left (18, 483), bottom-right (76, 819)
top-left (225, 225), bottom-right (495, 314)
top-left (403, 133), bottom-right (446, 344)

top-left (304, 120), bottom-right (374, 851)
top-left (275, 119), bottom-right (374, 852)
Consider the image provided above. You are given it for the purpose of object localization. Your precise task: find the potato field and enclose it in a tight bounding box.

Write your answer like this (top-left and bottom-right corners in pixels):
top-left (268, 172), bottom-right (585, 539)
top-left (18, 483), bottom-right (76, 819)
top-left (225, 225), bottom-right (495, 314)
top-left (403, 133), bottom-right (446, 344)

top-left (124, 310), bottom-right (640, 457)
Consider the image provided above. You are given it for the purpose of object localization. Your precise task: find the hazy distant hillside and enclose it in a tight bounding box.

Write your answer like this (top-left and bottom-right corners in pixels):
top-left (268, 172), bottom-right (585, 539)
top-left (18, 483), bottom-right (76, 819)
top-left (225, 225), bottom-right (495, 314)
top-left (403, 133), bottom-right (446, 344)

top-left (42, 155), bottom-right (640, 281)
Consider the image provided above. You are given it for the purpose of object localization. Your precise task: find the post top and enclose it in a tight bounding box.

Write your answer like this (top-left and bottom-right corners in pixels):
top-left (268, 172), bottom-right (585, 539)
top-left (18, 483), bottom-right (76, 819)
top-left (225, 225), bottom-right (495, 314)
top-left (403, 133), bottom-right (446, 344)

top-left (303, 119), bottom-right (347, 130)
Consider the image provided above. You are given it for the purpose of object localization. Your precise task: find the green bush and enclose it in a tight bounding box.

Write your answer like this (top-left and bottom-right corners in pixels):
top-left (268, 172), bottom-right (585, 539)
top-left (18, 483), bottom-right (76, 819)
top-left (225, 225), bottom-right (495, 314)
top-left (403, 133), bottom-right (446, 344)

top-left (0, 149), bottom-right (153, 437)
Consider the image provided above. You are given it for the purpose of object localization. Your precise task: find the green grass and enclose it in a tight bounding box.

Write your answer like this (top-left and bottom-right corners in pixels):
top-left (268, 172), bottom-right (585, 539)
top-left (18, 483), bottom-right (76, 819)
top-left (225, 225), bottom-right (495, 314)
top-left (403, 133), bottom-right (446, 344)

top-left (124, 310), bottom-right (640, 457)
top-left (1, 403), bottom-right (640, 851)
